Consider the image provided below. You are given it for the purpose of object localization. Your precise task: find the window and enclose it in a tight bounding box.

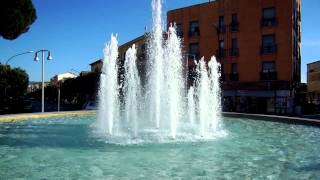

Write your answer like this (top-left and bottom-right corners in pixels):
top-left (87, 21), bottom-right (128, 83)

top-left (261, 34), bottom-right (277, 54)
top-left (219, 40), bottom-right (224, 49)
top-left (262, 62), bottom-right (276, 72)
top-left (176, 24), bottom-right (183, 37)
top-left (232, 39), bottom-right (237, 49)
top-left (262, 34), bottom-right (275, 45)
top-left (232, 14), bottom-right (238, 24)
top-left (218, 16), bottom-right (225, 33)
top-left (261, 61), bottom-right (277, 80)
top-left (262, 7), bottom-right (277, 26)
top-left (230, 63), bottom-right (239, 81)
top-left (231, 14), bottom-right (239, 32)
top-left (189, 21), bottom-right (200, 37)
top-left (217, 40), bottom-right (225, 58)
top-left (141, 43), bottom-right (146, 52)
top-left (189, 43), bottom-right (200, 59)
top-left (263, 7), bottom-right (276, 19)
top-left (231, 63), bottom-right (237, 74)
top-left (230, 38), bottom-right (239, 56)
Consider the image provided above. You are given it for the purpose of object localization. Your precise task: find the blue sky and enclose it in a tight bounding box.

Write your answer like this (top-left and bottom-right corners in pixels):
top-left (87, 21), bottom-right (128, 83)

top-left (0, 0), bottom-right (319, 82)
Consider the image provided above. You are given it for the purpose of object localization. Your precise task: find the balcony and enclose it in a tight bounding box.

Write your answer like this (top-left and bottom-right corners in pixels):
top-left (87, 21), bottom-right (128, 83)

top-left (260, 72), bottom-right (277, 81)
top-left (229, 73), bottom-right (239, 81)
top-left (229, 48), bottom-right (239, 57)
top-left (261, 18), bottom-right (278, 27)
top-left (188, 30), bottom-right (200, 37)
top-left (216, 49), bottom-right (226, 58)
top-left (230, 22), bottom-right (239, 32)
top-left (217, 26), bottom-right (226, 34)
top-left (261, 44), bottom-right (277, 54)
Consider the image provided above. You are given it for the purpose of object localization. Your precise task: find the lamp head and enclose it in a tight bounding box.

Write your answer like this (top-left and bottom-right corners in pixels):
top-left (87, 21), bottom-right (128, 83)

top-left (34, 52), bottom-right (39, 61)
top-left (47, 51), bottom-right (53, 60)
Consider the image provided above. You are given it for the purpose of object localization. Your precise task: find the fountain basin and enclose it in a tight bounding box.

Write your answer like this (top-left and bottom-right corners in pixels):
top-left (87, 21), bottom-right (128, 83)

top-left (0, 113), bottom-right (319, 179)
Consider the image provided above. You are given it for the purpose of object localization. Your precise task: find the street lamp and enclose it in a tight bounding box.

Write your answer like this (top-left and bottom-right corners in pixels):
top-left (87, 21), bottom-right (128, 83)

top-left (34, 50), bottom-right (53, 113)
top-left (5, 51), bottom-right (34, 65)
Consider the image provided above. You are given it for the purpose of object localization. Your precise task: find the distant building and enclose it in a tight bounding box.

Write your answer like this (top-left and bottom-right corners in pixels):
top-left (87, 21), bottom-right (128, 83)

top-left (307, 61), bottom-right (320, 105)
top-left (118, 34), bottom-right (147, 84)
top-left (79, 71), bottom-right (91, 77)
top-left (167, 0), bottom-right (301, 114)
top-left (307, 61), bottom-right (320, 93)
top-left (27, 81), bottom-right (49, 93)
top-left (90, 59), bottom-right (103, 73)
top-left (89, 34), bottom-right (147, 83)
top-left (50, 72), bottom-right (77, 86)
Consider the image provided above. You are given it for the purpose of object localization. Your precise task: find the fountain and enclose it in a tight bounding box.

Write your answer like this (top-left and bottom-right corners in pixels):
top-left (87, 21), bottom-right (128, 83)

top-left (2, 0), bottom-right (319, 178)
top-left (96, 0), bottom-right (223, 141)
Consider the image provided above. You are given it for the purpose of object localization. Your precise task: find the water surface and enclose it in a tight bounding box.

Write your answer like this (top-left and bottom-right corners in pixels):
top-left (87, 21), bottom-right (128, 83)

top-left (0, 115), bottom-right (319, 179)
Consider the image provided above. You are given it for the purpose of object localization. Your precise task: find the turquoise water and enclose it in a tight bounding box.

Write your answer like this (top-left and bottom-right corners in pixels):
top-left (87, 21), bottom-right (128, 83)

top-left (0, 115), bottom-right (320, 179)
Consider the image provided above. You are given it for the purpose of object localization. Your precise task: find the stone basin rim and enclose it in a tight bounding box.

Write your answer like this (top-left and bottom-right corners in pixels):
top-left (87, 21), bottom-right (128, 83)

top-left (0, 110), bottom-right (319, 127)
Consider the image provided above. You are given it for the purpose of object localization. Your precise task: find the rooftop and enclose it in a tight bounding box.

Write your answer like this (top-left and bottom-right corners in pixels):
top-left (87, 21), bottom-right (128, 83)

top-left (307, 60), bottom-right (320, 66)
top-left (167, 0), bottom-right (218, 14)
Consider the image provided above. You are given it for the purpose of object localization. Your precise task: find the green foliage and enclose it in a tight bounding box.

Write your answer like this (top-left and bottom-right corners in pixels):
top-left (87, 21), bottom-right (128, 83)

top-left (0, 0), bottom-right (37, 40)
top-left (60, 72), bottom-right (100, 107)
top-left (29, 72), bottom-right (100, 108)
top-left (0, 64), bottom-right (29, 113)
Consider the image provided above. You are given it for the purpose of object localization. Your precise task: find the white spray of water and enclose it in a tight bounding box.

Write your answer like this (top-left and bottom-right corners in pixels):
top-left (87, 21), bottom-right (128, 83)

top-left (196, 58), bottom-right (211, 137)
top-left (163, 25), bottom-right (184, 139)
top-left (208, 56), bottom-right (222, 131)
top-left (123, 44), bottom-right (141, 137)
top-left (97, 34), bottom-right (119, 135)
top-left (187, 86), bottom-right (196, 125)
top-left (193, 57), bottom-right (222, 137)
top-left (149, 0), bottom-right (164, 129)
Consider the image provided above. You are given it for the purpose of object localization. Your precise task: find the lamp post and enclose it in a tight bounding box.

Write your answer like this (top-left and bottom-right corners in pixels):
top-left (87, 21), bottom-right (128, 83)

top-left (3, 51), bottom-right (34, 99)
top-left (5, 51), bottom-right (34, 65)
top-left (34, 50), bottom-right (53, 113)
top-left (58, 82), bottom-right (61, 112)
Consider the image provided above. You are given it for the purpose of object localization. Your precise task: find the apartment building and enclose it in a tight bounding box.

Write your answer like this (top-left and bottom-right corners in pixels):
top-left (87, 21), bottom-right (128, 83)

top-left (167, 0), bottom-right (301, 114)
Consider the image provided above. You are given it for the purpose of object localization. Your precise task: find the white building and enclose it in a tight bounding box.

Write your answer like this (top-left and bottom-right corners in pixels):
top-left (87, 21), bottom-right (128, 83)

top-left (50, 72), bottom-right (77, 86)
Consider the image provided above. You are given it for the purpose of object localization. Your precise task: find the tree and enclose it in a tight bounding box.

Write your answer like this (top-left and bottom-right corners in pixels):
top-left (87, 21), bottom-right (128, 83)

top-left (0, 64), bottom-right (29, 113)
top-left (60, 72), bottom-right (100, 108)
top-left (0, 0), bottom-right (37, 40)
top-left (28, 72), bottom-right (100, 110)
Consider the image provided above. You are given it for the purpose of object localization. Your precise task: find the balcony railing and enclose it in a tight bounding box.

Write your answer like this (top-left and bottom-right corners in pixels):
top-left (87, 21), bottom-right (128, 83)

top-left (229, 48), bottom-right (239, 57)
top-left (188, 30), bottom-right (200, 37)
top-left (229, 73), bottom-right (239, 81)
top-left (261, 44), bottom-right (277, 54)
top-left (216, 49), bottom-right (226, 58)
top-left (260, 71), bottom-right (277, 81)
top-left (261, 18), bottom-right (278, 27)
top-left (230, 22), bottom-right (239, 32)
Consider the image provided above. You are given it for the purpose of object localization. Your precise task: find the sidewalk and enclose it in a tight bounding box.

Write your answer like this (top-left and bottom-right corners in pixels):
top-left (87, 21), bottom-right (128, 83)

top-left (0, 110), bottom-right (96, 123)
